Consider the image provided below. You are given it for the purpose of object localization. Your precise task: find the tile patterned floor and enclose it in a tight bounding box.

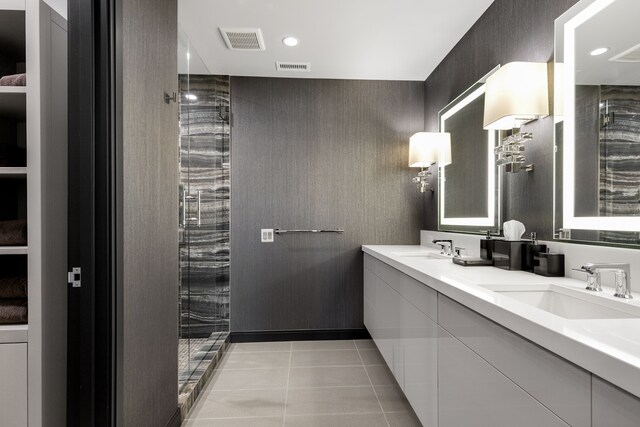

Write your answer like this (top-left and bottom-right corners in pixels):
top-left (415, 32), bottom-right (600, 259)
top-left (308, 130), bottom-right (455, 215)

top-left (179, 338), bottom-right (210, 372)
top-left (183, 339), bottom-right (422, 426)
top-left (179, 332), bottom-right (230, 419)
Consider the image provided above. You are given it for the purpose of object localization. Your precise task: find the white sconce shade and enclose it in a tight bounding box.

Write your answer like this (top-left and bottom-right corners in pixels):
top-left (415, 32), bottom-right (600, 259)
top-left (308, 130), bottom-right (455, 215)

top-left (554, 62), bottom-right (564, 118)
top-left (483, 62), bottom-right (550, 130)
top-left (408, 132), bottom-right (452, 168)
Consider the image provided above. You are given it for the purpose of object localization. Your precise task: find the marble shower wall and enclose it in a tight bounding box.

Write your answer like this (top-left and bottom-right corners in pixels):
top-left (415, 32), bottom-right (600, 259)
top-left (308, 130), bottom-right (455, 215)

top-left (599, 86), bottom-right (640, 244)
top-left (179, 75), bottom-right (230, 337)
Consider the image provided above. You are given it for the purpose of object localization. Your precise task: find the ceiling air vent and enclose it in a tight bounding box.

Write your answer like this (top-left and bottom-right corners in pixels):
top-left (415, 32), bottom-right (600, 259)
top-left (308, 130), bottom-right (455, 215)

top-left (276, 62), bottom-right (311, 72)
top-left (610, 43), bottom-right (640, 63)
top-left (219, 28), bottom-right (265, 51)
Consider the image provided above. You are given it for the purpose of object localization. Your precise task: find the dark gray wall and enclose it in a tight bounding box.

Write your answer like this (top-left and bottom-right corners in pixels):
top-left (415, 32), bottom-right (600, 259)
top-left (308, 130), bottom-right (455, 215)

top-left (122, 0), bottom-right (179, 425)
top-left (423, 0), bottom-right (579, 239)
top-left (230, 77), bottom-right (424, 332)
top-left (574, 85), bottom-right (600, 217)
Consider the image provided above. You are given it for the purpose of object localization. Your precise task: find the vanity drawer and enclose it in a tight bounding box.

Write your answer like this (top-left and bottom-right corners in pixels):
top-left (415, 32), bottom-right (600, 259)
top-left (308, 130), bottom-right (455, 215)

top-left (438, 327), bottom-right (568, 427)
top-left (364, 254), bottom-right (437, 322)
top-left (592, 376), bottom-right (640, 427)
top-left (438, 295), bottom-right (591, 427)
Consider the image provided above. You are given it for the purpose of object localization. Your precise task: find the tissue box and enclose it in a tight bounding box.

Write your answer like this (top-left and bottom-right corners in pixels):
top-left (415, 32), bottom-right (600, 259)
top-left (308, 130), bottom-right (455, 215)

top-left (492, 240), bottom-right (525, 270)
top-left (533, 253), bottom-right (565, 277)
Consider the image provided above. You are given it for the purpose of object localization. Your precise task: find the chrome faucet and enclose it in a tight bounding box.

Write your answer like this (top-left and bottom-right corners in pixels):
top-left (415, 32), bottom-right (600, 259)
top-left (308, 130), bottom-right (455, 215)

top-left (580, 263), bottom-right (633, 299)
top-left (433, 239), bottom-right (453, 256)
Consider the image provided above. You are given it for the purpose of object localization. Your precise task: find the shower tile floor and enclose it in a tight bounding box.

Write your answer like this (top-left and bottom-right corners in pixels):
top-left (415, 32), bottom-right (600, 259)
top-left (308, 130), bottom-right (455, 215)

top-left (179, 332), bottom-right (230, 418)
top-left (179, 338), bottom-right (209, 372)
top-left (182, 339), bottom-right (421, 426)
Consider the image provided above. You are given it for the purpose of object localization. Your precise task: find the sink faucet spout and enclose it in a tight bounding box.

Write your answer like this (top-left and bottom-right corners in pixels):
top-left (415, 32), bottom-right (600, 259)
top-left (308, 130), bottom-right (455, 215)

top-left (581, 263), bottom-right (632, 299)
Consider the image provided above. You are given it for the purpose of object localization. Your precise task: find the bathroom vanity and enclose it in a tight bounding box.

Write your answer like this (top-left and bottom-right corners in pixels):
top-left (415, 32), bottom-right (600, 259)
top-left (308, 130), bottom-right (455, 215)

top-left (363, 245), bottom-right (640, 427)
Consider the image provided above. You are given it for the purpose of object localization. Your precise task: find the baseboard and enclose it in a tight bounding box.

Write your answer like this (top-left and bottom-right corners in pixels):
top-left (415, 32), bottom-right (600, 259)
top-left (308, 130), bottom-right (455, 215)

top-left (165, 407), bottom-right (182, 427)
top-left (229, 328), bottom-right (371, 343)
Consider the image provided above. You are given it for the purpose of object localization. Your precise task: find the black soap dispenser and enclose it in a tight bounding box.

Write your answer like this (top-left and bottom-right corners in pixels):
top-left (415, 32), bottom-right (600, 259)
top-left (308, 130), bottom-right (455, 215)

top-left (534, 249), bottom-right (565, 277)
top-left (523, 232), bottom-right (547, 273)
top-left (480, 230), bottom-right (494, 261)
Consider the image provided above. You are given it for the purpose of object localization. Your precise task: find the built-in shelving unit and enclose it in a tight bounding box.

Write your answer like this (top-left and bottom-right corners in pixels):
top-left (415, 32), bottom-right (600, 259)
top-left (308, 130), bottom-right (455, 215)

top-left (0, 246), bottom-right (28, 255)
top-left (0, 324), bottom-right (28, 343)
top-left (0, 166), bottom-right (27, 176)
top-left (0, 86), bottom-right (27, 93)
top-left (0, 1), bottom-right (67, 425)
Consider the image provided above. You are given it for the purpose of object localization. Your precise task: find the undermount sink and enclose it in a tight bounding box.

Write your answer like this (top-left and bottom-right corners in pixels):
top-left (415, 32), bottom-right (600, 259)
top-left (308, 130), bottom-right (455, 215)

top-left (391, 251), bottom-right (452, 260)
top-left (481, 284), bottom-right (640, 320)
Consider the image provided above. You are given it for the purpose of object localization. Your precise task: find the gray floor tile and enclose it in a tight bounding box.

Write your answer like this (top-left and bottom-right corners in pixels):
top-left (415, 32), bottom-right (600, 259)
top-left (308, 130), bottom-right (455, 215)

top-left (187, 340), bottom-right (422, 426)
top-left (374, 385), bottom-right (413, 413)
top-left (285, 386), bottom-right (382, 415)
top-left (228, 342), bottom-right (292, 353)
top-left (284, 413), bottom-right (388, 427)
top-left (358, 348), bottom-right (386, 366)
top-left (288, 366), bottom-right (370, 388)
top-left (385, 411), bottom-right (423, 427)
top-left (291, 340), bottom-right (356, 351)
top-left (365, 365), bottom-right (397, 386)
top-left (206, 368), bottom-right (289, 390)
top-left (290, 350), bottom-right (362, 367)
top-left (216, 351), bottom-right (290, 370)
top-left (354, 340), bottom-right (377, 349)
top-left (183, 417), bottom-right (284, 426)
top-left (189, 389), bottom-right (286, 419)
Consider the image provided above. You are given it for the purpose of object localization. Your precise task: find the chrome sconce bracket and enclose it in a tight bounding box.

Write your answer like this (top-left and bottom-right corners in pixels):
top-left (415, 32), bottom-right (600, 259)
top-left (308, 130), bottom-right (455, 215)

top-left (412, 167), bottom-right (434, 193)
top-left (495, 130), bottom-right (534, 173)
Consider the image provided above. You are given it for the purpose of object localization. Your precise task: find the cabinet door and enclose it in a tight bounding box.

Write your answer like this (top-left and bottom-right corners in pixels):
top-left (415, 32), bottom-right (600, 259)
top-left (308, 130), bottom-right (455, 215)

top-left (438, 329), bottom-right (568, 427)
top-left (364, 264), bottom-right (394, 369)
top-left (592, 376), bottom-right (640, 427)
top-left (364, 256), bottom-right (438, 426)
top-left (0, 343), bottom-right (27, 426)
top-left (399, 301), bottom-right (438, 427)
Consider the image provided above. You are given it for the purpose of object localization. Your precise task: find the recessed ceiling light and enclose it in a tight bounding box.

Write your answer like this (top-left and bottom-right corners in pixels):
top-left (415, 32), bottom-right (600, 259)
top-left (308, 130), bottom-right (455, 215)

top-left (590, 47), bottom-right (609, 56)
top-left (186, 94), bottom-right (197, 101)
top-left (282, 36), bottom-right (299, 47)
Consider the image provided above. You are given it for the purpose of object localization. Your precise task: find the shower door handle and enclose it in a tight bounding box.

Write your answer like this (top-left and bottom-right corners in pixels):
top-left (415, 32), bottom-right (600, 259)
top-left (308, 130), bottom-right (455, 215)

top-left (181, 188), bottom-right (186, 228)
top-left (197, 191), bottom-right (201, 227)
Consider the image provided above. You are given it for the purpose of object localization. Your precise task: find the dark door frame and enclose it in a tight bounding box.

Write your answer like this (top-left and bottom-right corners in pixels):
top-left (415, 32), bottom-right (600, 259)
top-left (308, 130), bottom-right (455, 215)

top-left (67, 0), bottom-right (123, 425)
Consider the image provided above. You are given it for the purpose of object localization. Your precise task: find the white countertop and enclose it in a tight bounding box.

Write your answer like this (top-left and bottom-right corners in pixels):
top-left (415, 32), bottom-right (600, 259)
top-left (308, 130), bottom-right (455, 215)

top-left (362, 244), bottom-right (640, 398)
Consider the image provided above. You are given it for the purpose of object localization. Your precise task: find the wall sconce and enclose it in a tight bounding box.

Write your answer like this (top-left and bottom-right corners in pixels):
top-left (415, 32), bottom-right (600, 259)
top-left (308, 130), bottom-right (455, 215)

top-left (409, 132), bottom-right (451, 193)
top-left (483, 62), bottom-right (549, 173)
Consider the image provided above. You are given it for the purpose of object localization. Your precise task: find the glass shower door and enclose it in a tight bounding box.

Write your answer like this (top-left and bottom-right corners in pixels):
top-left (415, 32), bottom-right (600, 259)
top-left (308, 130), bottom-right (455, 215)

top-left (178, 72), bottom-right (231, 393)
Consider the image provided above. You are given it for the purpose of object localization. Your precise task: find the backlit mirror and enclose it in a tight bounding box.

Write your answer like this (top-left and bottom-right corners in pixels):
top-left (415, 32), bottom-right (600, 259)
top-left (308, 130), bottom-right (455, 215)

top-left (438, 66), bottom-right (501, 234)
top-left (555, 0), bottom-right (640, 245)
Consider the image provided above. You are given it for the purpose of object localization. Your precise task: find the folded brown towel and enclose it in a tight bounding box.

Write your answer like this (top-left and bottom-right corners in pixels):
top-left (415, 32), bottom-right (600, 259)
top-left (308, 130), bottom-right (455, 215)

top-left (0, 73), bottom-right (26, 86)
top-left (0, 299), bottom-right (27, 324)
top-left (0, 220), bottom-right (27, 246)
top-left (0, 274), bottom-right (27, 299)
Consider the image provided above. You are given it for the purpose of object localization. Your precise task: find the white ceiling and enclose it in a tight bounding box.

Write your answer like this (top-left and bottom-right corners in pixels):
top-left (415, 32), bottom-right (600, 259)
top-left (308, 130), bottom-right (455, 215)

top-left (178, 0), bottom-right (495, 80)
top-left (575, 0), bottom-right (640, 86)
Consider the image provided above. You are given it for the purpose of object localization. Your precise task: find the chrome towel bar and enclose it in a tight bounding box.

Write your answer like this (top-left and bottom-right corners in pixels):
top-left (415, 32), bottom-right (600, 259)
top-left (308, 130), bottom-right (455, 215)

top-left (274, 229), bottom-right (344, 234)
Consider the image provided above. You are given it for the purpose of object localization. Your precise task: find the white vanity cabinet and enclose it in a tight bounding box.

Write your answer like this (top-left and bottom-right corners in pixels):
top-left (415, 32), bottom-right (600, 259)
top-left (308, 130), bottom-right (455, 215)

top-left (363, 252), bottom-right (640, 426)
top-left (364, 254), bottom-right (438, 426)
top-left (0, 343), bottom-right (28, 426)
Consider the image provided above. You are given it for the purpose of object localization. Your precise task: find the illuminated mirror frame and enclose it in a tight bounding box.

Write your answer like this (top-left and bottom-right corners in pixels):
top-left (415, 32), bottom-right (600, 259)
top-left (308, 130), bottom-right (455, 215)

top-left (560, 0), bottom-right (640, 232)
top-left (438, 66), bottom-right (500, 231)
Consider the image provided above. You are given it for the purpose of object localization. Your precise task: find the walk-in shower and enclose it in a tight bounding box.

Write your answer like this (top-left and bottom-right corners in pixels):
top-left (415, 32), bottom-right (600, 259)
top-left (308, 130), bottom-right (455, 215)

top-left (177, 34), bottom-right (231, 407)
